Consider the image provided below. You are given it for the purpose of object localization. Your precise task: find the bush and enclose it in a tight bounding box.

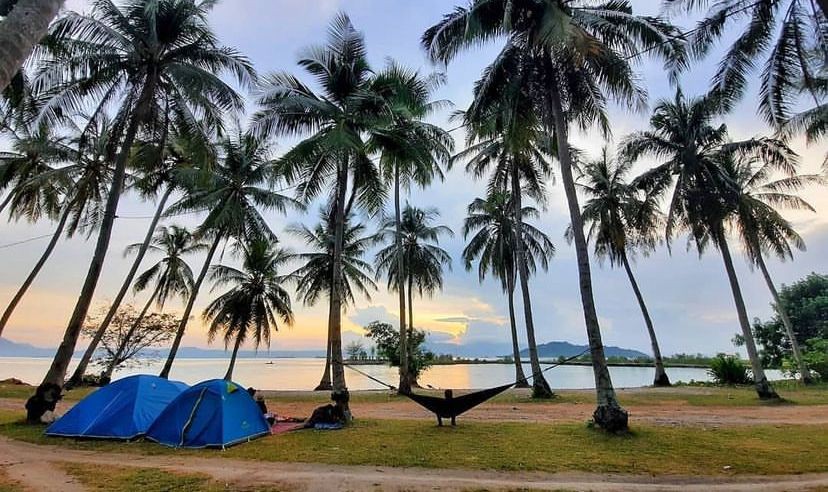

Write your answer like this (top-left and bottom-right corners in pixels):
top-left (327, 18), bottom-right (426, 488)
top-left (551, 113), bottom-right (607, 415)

top-left (803, 338), bottom-right (828, 380)
top-left (708, 354), bottom-right (753, 385)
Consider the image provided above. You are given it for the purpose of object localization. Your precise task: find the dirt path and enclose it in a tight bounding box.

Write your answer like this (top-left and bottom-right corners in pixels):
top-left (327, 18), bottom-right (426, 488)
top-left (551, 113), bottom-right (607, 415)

top-left (1, 436), bottom-right (828, 492)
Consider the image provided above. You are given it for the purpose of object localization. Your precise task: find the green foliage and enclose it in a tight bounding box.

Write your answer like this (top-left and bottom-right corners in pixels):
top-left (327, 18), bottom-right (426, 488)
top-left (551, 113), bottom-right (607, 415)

top-left (753, 273), bottom-right (828, 368)
top-left (364, 321), bottom-right (434, 379)
top-left (708, 354), bottom-right (753, 386)
top-left (802, 338), bottom-right (828, 380)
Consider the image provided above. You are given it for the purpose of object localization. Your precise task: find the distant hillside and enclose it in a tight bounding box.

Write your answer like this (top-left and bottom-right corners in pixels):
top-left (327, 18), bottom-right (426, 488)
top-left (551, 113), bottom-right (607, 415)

top-left (0, 338), bottom-right (324, 359)
top-left (520, 341), bottom-right (648, 360)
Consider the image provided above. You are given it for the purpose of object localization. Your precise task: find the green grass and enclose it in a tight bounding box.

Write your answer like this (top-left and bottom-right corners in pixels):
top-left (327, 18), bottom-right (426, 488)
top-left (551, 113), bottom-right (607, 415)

top-left (0, 383), bottom-right (95, 401)
top-left (58, 462), bottom-right (287, 491)
top-left (2, 409), bottom-right (828, 476)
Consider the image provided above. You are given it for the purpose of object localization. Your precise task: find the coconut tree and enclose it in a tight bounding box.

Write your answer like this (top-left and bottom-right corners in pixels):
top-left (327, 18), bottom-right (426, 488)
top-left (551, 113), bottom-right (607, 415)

top-left (0, 0), bottom-right (63, 91)
top-left (462, 191), bottom-right (555, 388)
top-left (454, 76), bottom-right (557, 398)
top-left (423, 0), bottom-right (685, 430)
top-left (158, 131), bottom-right (297, 378)
top-left (375, 204), bottom-right (452, 388)
top-left (26, 0), bottom-right (253, 414)
top-left (622, 89), bottom-right (796, 399)
top-left (576, 147), bottom-right (670, 386)
top-left (287, 208), bottom-right (378, 391)
top-left (664, 0), bottom-right (827, 127)
top-left (724, 154), bottom-right (824, 383)
top-left (68, 129), bottom-right (212, 386)
top-left (367, 62), bottom-right (454, 392)
top-left (203, 238), bottom-right (294, 381)
top-left (100, 224), bottom-right (204, 381)
top-left (252, 14), bottom-right (386, 411)
top-left (0, 116), bottom-right (114, 337)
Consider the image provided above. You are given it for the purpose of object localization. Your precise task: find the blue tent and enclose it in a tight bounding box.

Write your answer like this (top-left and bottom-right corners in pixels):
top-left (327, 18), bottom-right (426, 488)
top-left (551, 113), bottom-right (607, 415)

top-left (46, 375), bottom-right (188, 439)
top-left (145, 379), bottom-right (270, 449)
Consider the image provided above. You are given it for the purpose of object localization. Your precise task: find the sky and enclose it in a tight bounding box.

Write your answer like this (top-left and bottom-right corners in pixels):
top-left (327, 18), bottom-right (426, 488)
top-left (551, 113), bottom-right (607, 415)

top-left (0, 0), bottom-right (826, 358)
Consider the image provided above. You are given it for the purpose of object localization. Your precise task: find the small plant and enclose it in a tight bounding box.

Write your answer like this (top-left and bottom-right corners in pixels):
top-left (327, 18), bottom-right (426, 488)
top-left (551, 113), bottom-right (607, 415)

top-left (708, 354), bottom-right (753, 385)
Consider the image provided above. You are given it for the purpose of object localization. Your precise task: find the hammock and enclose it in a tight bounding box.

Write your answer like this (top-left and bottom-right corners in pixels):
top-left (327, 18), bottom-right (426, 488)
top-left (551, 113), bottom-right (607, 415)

top-left (344, 349), bottom-right (589, 426)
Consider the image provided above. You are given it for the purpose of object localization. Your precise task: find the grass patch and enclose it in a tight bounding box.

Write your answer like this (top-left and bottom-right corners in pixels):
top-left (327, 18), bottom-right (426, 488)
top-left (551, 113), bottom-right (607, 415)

top-left (2, 409), bottom-right (828, 476)
top-left (58, 462), bottom-right (288, 491)
top-left (0, 467), bottom-right (23, 492)
top-left (0, 383), bottom-right (95, 401)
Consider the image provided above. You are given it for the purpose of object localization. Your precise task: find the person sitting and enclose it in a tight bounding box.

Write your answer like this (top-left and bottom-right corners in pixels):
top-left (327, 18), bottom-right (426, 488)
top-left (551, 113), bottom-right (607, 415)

top-left (248, 387), bottom-right (275, 425)
top-left (304, 390), bottom-right (349, 429)
top-left (437, 390), bottom-right (456, 427)
top-left (25, 383), bottom-right (62, 424)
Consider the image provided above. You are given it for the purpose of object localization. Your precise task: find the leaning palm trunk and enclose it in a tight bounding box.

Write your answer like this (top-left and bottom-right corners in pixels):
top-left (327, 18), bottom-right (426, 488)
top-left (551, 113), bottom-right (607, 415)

top-left (510, 164), bottom-right (552, 398)
top-left (506, 273), bottom-right (530, 388)
top-left (406, 272), bottom-right (422, 388)
top-left (620, 252), bottom-right (670, 387)
top-left (36, 111), bottom-right (141, 400)
top-left (328, 159), bottom-right (350, 415)
top-left (547, 84), bottom-right (627, 431)
top-left (101, 281), bottom-right (163, 382)
top-left (0, 199), bottom-right (73, 337)
top-left (394, 164), bottom-right (412, 393)
top-left (0, 192), bottom-right (14, 217)
top-left (755, 253), bottom-right (811, 383)
top-left (718, 235), bottom-right (779, 399)
top-left (159, 233), bottom-right (222, 379)
top-left (0, 0), bottom-right (63, 91)
top-left (68, 186), bottom-right (172, 386)
top-left (224, 335), bottom-right (243, 381)
top-left (314, 295), bottom-right (333, 391)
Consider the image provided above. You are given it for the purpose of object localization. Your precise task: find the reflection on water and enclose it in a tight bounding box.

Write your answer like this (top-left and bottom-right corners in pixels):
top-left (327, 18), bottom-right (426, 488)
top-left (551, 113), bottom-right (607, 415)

top-left (0, 357), bottom-right (784, 390)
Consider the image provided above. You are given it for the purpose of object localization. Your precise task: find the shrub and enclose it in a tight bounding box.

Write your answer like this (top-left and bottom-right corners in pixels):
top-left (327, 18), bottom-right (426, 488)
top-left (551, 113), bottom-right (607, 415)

top-left (708, 354), bottom-right (753, 385)
top-left (803, 338), bottom-right (828, 380)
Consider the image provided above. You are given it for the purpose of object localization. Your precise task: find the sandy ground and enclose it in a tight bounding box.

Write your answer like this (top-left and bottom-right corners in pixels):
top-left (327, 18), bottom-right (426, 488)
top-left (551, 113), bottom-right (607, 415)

top-left (3, 436), bottom-right (828, 492)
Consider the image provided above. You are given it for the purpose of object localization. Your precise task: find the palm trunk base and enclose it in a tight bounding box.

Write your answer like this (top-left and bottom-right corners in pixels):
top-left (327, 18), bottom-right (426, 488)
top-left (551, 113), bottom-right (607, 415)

top-left (592, 403), bottom-right (629, 433)
top-left (332, 388), bottom-right (351, 422)
top-left (653, 368), bottom-right (671, 387)
top-left (514, 379), bottom-right (530, 389)
top-left (314, 381), bottom-right (333, 391)
top-left (801, 374), bottom-right (814, 385)
top-left (397, 378), bottom-right (412, 395)
top-left (531, 375), bottom-right (555, 399)
top-left (755, 377), bottom-right (780, 400)
top-left (25, 382), bottom-right (62, 424)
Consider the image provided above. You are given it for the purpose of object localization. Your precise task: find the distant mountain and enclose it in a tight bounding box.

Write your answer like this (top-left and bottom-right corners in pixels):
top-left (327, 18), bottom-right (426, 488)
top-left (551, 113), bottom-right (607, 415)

top-left (425, 340), bottom-right (513, 358)
top-left (0, 338), bottom-right (57, 357)
top-left (520, 341), bottom-right (649, 360)
top-left (0, 338), bottom-right (325, 359)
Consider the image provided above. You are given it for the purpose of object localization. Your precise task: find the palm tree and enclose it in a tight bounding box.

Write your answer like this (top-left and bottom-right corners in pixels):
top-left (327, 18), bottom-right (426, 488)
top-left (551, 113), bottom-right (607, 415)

top-left (29, 0), bottom-right (253, 409)
top-left (454, 79), bottom-right (557, 398)
top-left (100, 224), bottom-right (204, 381)
top-left (622, 89), bottom-right (796, 400)
top-left (0, 116), bottom-right (114, 337)
top-left (576, 147), bottom-right (670, 387)
top-left (0, 0), bottom-right (63, 91)
top-left (68, 130), bottom-right (211, 386)
top-left (462, 192), bottom-right (555, 388)
top-left (781, 73), bottom-right (827, 170)
top-left (375, 204), bottom-right (452, 387)
top-left (252, 14), bottom-right (386, 411)
top-left (159, 131), bottom-right (297, 379)
top-left (367, 62), bottom-right (454, 392)
top-left (725, 155), bottom-right (824, 383)
top-left (288, 209), bottom-right (378, 391)
top-left (204, 239), bottom-right (294, 381)
top-left (423, 0), bottom-right (685, 431)
top-left (664, 0), bottom-right (827, 127)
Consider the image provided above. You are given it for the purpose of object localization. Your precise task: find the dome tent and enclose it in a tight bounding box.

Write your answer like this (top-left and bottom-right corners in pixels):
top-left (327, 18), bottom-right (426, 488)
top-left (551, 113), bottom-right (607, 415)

top-left (145, 379), bottom-right (270, 449)
top-left (46, 375), bottom-right (188, 439)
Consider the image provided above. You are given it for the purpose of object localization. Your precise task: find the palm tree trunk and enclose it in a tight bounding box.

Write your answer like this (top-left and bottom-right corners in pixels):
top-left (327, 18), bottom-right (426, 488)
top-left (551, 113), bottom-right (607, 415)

top-left (718, 235), bottom-right (779, 399)
top-left (159, 233), bottom-right (221, 379)
top-left (0, 199), bottom-right (72, 337)
top-left (328, 158), bottom-right (350, 416)
top-left (101, 280), bottom-right (162, 382)
top-left (547, 83), bottom-right (627, 431)
top-left (224, 335), bottom-right (243, 381)
top-left (510, 162), bottom-right (552, 398)
top-left (620, 252), bottom-right (670, 387)
top-left (755, 253), bottom-right (810, 384)
top-left (394, 163), bottom-right (411, 393)
top-left (406, 271), bottom-right (420, 388)
top-left (0, 0), bottom-right (63, 92)
top-left (35, 111), bottom-right (138, 401)
top-left (314, 294), bottom-right (333, 391)
top-left (0, 191), bottom-right (14, 217)
top-left (68, 186), bottom-right (172, 386)
top-left (506, 271), bottom-right (529, 388)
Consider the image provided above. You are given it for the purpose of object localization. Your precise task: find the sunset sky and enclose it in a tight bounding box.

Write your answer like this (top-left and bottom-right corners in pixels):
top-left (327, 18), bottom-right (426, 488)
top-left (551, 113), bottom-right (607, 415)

top-left (1, 0), bottom-right (826, 358)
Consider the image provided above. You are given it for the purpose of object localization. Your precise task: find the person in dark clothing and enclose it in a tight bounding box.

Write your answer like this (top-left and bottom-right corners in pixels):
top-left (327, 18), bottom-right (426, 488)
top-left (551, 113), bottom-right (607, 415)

top-left (304, 390), bottom-right (349, 428)
top-left (25, 383), bottom-right (62, 424)
top-left (437, 390), bottom-right (456, 427)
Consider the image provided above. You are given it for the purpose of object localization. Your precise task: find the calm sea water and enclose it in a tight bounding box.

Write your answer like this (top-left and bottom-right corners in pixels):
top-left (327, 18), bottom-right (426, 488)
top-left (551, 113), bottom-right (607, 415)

top-left (0, 357), bottom-right (785, 390)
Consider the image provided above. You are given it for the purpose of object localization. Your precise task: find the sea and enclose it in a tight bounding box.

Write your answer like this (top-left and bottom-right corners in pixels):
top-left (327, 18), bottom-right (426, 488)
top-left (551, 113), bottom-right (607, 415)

top-left (0, 357), bottom-right (785, 390)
